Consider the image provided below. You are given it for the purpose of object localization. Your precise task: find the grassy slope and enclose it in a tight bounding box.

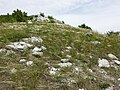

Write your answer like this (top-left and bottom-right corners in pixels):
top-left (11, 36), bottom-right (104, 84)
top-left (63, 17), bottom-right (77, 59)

top-left (0, 22), bottom-right (120, 90)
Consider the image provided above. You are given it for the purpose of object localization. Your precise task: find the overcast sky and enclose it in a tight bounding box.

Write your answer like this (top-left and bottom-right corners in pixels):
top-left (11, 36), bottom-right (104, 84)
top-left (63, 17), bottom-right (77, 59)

top-left (0, 0), bottom-right (120, 33)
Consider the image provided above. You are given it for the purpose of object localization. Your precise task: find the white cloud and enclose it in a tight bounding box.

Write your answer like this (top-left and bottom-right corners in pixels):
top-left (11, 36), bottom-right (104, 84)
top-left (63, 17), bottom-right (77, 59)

top-left (0, 0), bottom-right (97, 14)
top-left (0, 0), bottom-right (120, 33)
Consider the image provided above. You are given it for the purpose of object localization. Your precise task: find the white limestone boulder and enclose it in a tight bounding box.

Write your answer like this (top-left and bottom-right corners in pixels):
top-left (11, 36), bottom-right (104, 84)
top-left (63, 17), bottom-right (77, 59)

top-left (108, 53), bottom-right (118, 60)
top-left (98, 58), bottom-right (110, 68)
top-left (32, 47), bottom-right (42, 52)
top-left (114, 60), bottom-right (120, 65)
top-left (7, 42), bottom-right (33, 51)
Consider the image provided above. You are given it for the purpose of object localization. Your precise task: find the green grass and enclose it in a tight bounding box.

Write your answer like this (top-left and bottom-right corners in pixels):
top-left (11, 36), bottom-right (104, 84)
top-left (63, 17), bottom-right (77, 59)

top-left (0, 22), bottom-right (120, 90)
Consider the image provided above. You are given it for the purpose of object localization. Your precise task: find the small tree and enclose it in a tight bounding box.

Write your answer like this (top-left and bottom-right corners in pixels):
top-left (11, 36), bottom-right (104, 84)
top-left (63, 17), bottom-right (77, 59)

top-left (106, 31), bottom-right (120, 36)
top-left (48, 16), bottom-right (55, 23)
top-left (62, 21), bottom-right (65, 24)
top-left (78, 24), bottom-right (92, 30)
top-left (48, 16), bottom-right (54, 20)
top-left (12, 9), bottom-right (28, 22)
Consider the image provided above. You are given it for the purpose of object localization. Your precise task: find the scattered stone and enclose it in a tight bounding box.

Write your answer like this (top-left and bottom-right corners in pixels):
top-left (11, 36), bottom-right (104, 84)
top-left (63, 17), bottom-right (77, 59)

top-left (26, 61), bottom-right (33, 66)
top-left (41, 46), bottom-right (47, 50)
top-left (69, 79), bottom-right (76, 84)
top-left (33, 15), bottom-right (48, 22)
top-left (66, 55), bottom-right (71, 58)
top-left (19, 59), bottom-right (27, 63)
top-left (74, 67), bottom-right (83, 72)
top-left (107, 45), bottom-right (112, 47)
top-left (114, 60), bottom-right (120, 65)
top-left (98, 58), bottom-right (110, 68)
top-left (6, 50), bottom-right (15, 55)
top-left (27, 20), bottom-right (32, 24)
top-left (88, 69), bottom-right (93, 73)
top-left (65, 49), bottom-right (70, 52)
top-left (89, 55), bottom-right (93, 59)
top-left (108, 54), bottom-right (118, 60)
top-left (110, 61), bottom-right (118, 69)
top-left (10, 68), bottom-right (17, 73)
top-left (75, 67), bottom-right (79, 71)
top-left (0, 49), bottom-right (7, 53)
top-left (58, 62), bottom-right (72, 67)
top-left (7, 42), bottom-right (33, 51)
top-left (66, 46), bottom-right (72, 50)
top-left (67, 79), bottom-right (76, 85)
top-left (0, 49), bottom-right (15, 55)
top-left (49, 70), bottom-right (56, 75)
top-left (61, 59), bottom-right (69, 63)
top-left (49, 67), bottom-right (59, 75)
top-left (51, 67), bottom-right (58, 71)
top-left (118, 78), bottom-right (120, 81)
top-left (91, 41), bottom-right (101, 45)
top-left (32, 47), bottom-right (43, 57)
top-left (32, 47), bottom-right (42, 52)
top-left (78, 89), bottom-right (84, 90)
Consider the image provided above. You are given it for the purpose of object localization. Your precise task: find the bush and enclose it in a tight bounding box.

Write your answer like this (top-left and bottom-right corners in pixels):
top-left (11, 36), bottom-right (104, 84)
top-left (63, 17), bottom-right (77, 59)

top-left (0, 9), bottom-right (32, 23)
top-left (106, 31), bottom-right (120, 36)
top-left (62, 21), bottom-right (65, 24)
top-left (78, 24), bottom-right (92, 30)
top-left (40, 12), bottom-right (45, 17)
top-left (12, 9), bottom-right (28, 22)
top-left (0, 15), bottom-right (16, 23)
top-left (48, 16), bottom-right (54, 20)
top-left (48, 16), bottom-right (55, 23)
top-left (49, 19), bottom-right (55, 23)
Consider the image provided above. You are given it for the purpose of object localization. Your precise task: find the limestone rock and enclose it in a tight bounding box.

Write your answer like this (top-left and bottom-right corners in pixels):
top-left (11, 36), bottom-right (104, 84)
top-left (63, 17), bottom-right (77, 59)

top-left (114, 60), bottom-right (120, 65)
top-left (58, 62), bottom-right (72, 67)
top-left (108, 53), bottom-right (118, 60)
top-left (98, 58), bottom-right (110, 68)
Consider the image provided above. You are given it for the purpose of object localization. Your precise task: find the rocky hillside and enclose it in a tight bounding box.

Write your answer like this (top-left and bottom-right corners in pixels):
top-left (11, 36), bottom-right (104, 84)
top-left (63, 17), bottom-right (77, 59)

top-left (0, 22), bottom-right (120, 90)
